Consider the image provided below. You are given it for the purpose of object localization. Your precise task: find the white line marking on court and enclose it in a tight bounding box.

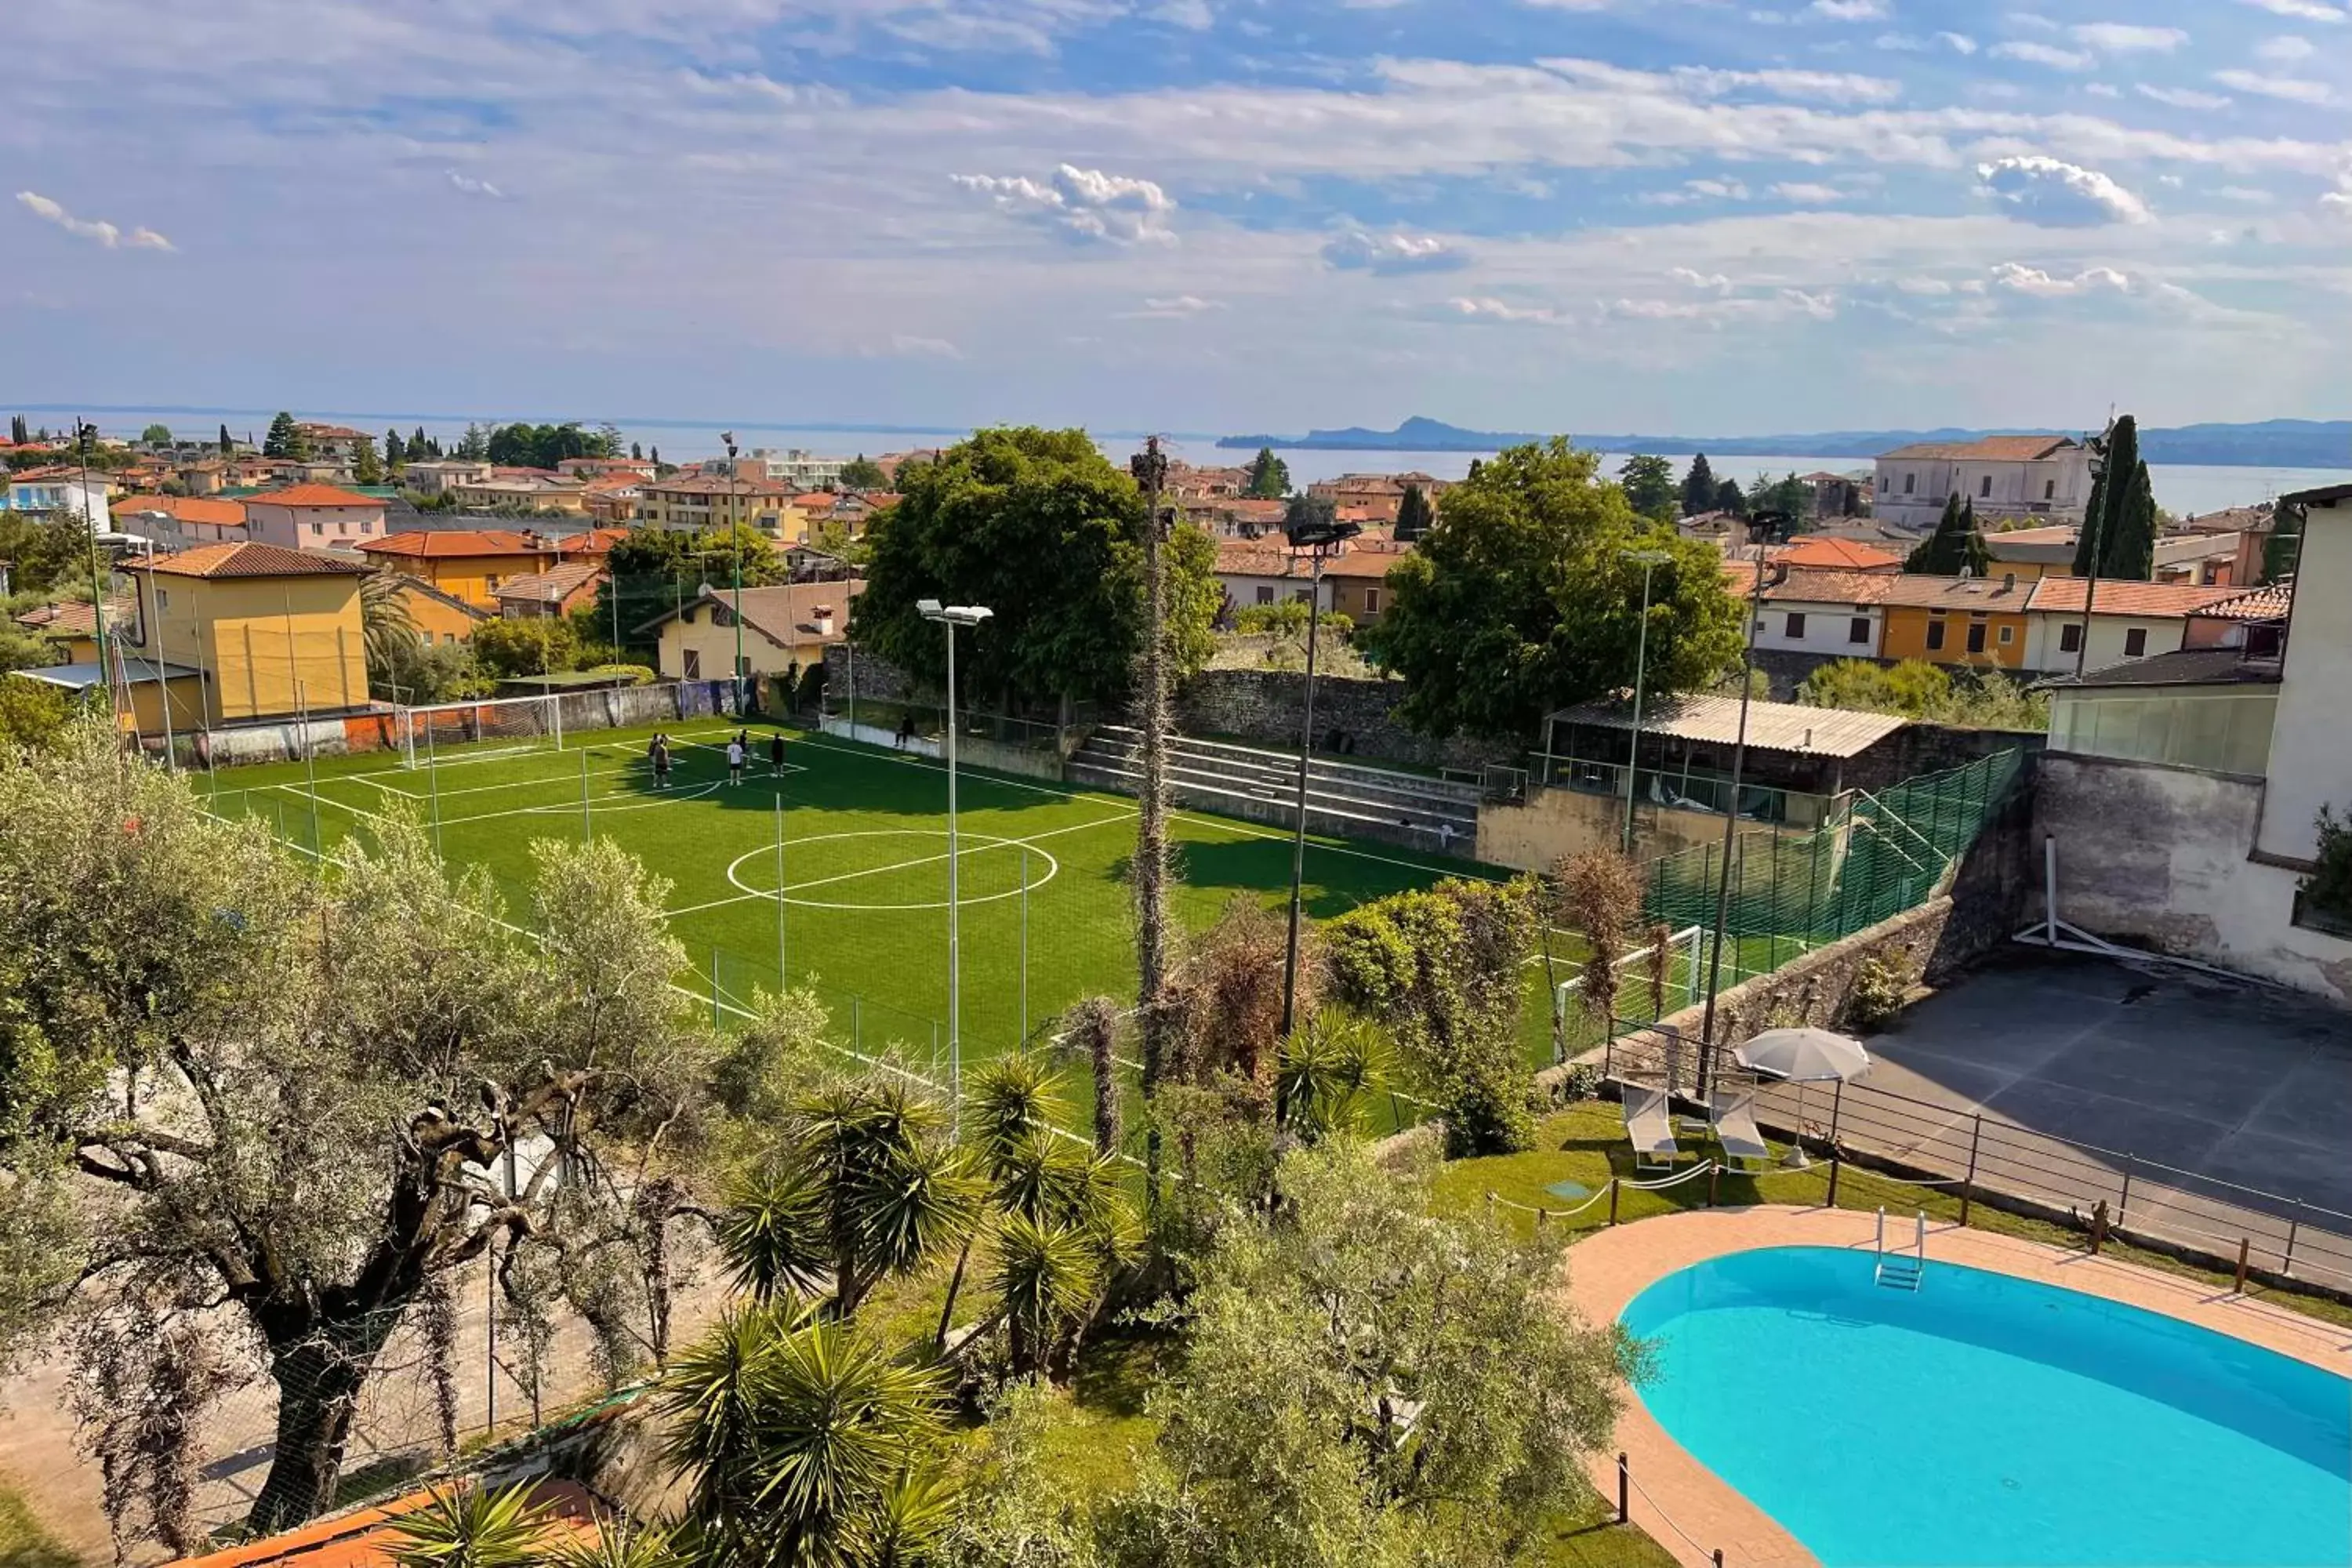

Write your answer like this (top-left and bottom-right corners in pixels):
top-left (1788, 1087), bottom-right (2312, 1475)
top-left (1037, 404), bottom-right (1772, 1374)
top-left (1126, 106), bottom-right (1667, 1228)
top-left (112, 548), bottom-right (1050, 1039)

top-left (716, 829), bottom-right (1065, 913)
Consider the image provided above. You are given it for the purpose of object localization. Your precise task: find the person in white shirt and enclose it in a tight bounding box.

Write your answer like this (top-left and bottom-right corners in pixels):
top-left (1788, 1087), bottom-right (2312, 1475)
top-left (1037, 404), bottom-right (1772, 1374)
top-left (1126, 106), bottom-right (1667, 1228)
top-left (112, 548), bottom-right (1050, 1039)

top-left (726, 738), bottom-right (746, 786)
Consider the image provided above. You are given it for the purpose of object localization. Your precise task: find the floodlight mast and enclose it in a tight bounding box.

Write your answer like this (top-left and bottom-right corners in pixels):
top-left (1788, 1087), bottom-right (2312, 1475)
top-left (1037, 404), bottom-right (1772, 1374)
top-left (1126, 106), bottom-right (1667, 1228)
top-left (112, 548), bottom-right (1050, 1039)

top-left (917, 597), bottom-right (993, 1123)
top-left (1278, 513), bottom-right (1362, 1036)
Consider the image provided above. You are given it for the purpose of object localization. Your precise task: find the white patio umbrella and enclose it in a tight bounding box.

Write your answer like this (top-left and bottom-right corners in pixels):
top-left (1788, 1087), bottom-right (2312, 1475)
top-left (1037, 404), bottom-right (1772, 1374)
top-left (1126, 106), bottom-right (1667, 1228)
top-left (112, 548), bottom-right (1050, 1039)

top-left (1732, 1028), bottom-right (1871, 1169)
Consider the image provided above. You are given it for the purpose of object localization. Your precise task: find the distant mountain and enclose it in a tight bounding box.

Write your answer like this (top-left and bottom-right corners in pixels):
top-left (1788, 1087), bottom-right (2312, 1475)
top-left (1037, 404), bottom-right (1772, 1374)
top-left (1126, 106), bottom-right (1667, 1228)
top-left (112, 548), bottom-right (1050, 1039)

top-left (1218, 416), bottom-right (2351, 469)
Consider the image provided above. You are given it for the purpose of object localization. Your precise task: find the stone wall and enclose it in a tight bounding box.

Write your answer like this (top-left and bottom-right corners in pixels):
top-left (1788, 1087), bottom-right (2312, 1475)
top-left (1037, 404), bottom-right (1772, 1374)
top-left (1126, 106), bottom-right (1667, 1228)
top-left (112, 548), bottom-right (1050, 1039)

top-left (2033, 752), bottom-right (2352, 1001)
top-left (1475, 779), bottom-right (1769, 873)
top-left (1843, 721), bottom-right (2045, 795)
top-left (822, 641), bottom-right (920, 705)
top-left (1174, 668), bottom-right (1519, 773)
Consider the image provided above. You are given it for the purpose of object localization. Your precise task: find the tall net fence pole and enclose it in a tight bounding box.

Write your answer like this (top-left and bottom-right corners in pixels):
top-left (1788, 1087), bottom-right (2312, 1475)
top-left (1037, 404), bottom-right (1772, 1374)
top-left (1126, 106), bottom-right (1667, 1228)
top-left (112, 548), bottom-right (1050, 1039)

top-left (775, 793), bottom-right (788, 990)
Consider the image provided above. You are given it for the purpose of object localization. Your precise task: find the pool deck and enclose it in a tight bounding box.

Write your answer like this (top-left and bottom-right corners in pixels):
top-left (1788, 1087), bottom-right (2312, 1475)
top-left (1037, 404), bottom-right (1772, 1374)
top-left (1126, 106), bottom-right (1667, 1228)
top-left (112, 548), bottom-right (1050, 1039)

top-left (1563, 1203), bottom-right (2352, 1568)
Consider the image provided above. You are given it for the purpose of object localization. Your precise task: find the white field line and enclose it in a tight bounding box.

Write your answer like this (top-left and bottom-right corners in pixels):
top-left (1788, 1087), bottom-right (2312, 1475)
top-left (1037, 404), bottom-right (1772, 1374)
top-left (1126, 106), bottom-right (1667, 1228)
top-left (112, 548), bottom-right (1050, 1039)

top-left (788, 731), bottom-right (1492, 886)
top-left (659, 806), bottom-right (1139, 919)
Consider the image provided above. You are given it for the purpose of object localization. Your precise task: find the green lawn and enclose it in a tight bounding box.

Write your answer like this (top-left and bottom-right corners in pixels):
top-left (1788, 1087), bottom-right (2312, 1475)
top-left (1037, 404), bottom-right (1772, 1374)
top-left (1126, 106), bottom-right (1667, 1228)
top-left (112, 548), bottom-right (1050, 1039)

top-left (0, 1485), bottom-right (78, 1568)
top-left (200, 717), bottom-right (1573, 1132)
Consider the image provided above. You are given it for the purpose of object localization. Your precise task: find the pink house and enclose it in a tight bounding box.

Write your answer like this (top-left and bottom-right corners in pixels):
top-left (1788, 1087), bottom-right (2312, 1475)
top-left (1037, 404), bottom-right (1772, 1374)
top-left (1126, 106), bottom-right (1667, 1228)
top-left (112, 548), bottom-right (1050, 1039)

top-left (241, 483), bottom-right (390, 551)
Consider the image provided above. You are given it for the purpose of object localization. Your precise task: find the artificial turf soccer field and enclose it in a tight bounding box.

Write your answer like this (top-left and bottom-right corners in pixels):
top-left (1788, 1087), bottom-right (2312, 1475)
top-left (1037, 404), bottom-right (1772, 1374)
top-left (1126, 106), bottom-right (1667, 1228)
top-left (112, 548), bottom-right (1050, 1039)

top-left (199, 717), bottom-right (1602, 1119)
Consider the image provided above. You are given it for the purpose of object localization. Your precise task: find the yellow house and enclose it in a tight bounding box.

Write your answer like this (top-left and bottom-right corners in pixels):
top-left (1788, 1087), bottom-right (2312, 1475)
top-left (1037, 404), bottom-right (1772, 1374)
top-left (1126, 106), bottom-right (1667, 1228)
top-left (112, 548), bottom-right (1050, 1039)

top-left (118, 542), bottom-right (372, 727)
top-left (383, 572), bottom-right (492, 645)
top-left (13, 596), bottom-right (132, 665)
top-left (356, 530), bottom-right (559, 608)
top-left (635, 474), bottom-right (799, 536)
top-left (1874, 572), bottom-right (2034, 670)
top-left (640, 582), bottom-right (861, 683)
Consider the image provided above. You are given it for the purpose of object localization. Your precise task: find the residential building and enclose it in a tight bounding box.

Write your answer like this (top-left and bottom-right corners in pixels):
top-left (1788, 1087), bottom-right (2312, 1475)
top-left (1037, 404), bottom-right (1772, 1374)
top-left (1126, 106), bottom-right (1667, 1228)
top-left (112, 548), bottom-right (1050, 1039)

top-left (1984, 525), bottom-right (2081, 580)
top-left (13, 595), bottom-right (133, 664)
top-left (400, 458), bottom-right (496, 496)
top-left (1873, 435), bottom-right (2092, 533)
top-left (1874, 572), bottom-right (2034, 668)
top-left (639, 580), bottom-right (862, 682)
top-left (495, 561), bottom-right (606, 619)
top-left (2019, 577), bottom-right (2241, 674)
top-left (111, 495), bottom-right (250, 548)
top-left (447, 474), bottom-right (589, 514)
top-left (2182, 583), bottom-right (2291, 653)
top-left (556, 456), bottom-right (655, 480)
top-left (1211, 537), bottom-right (1401, 624)
top-left (293, 422), bottom-right (371, 466)
top-left (579, 472), bottom-right (644, 524)
top-left (635, 473), bottom-right (798, 535)
top-left (355, 529), bottom-right (560, 608)
top-left (112, 542), bottom-right (373, 729)
top-left (703, 448), bottom-right (844, 488)
top-left (1794, 470), bottom-right (1865, 519)
top-left (1678, 510), bottom-right (1751, 547)
top-left (2151, 531), bottom-right (2244, 587)
top-left (176, 459), bottom-right (229, 495)
top-left (1755, 570), bottom-right (1889, 659)
top-left (2239, 483), bottom-right (2350, 877)
top-left (1774, 535), bottom-right (1901, 574)
top-left (241, 483), bottom-right (390, 550)
top-left (2, 466), bottom-right (111, 527)
top-left (1167, 462), bottom-right (1251, 499)
top-left (1185, 495), bottom-right (1290, 539)
top-left (383, 572), bottom-right (491, 647)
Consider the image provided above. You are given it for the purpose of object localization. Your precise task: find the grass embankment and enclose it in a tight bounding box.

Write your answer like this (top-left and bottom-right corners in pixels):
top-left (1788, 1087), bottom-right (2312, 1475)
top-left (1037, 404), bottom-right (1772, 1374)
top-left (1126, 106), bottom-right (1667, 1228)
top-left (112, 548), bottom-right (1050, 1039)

top-left (1434, 1104), bottom-right (2352, 1333)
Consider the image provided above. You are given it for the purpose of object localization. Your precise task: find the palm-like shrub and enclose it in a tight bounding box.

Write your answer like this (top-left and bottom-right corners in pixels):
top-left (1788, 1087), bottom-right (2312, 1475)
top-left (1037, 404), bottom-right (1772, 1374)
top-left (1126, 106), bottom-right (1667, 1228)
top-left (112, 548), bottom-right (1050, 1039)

top-left (385, 1483), bottom-right (555, 1568)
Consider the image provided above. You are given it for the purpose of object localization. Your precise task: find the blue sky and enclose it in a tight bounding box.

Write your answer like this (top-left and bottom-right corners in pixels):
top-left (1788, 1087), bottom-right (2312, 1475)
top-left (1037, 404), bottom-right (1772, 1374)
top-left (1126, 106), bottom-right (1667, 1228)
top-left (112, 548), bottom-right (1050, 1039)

top-left (4, 0), bottom-right (2348, 435)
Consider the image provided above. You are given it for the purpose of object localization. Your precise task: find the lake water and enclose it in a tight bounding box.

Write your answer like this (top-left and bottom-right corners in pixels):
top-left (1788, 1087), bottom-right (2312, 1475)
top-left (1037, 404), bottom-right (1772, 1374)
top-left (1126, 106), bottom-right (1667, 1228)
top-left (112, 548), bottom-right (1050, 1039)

top-left (47, 407), bottom-right (2343, 521)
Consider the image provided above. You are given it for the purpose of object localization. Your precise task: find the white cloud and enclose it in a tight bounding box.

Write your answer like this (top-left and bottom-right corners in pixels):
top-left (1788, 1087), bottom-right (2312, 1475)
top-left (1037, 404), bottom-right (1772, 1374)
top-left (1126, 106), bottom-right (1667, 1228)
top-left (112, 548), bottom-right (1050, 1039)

top-left (951, 164), bottom-right (1176, 245)
top-left (2216, 184), bottom-right (2275, 202)
top-left (1895, 276), bottom-right (1955, 294)
top-left (1641, 178), bottom-right (1755, 205)
top-left (871, 334), bottom-right (962, 359)
top-left (1976, 155), bottom-right (2152, 227)
top-left (1444, 296), bottom-right (1568, 324)
top-left (445, 170), bottom-right (504, 198)
top-left (1126, 293), bottom-right (1224, 317)
top-left (1151, 0), bottom-right (1213, 26)
top-left (1668, 65), bottom-right (1904, 103)
top-left (2070, 22), bottom-right (2187, 50)
top-left (2254, 34), bottom-right (2318, 57)
top-left (1780, 287), bottom-right (1838, 318)
top-left (1809, 0), bottom-right (1887, 18)
top-left (2236, 0), bottom-right (2345, 20)
top-left (2085, 82), bottom-right (2121, 97)
top-left (1991, 40), bottom-right (2095, 68)
top-left (1937, 31), bottom-right (1980, 53)
top-left (2323, 168), bottom-right (2352, 217)
top-left (1668, 266), bottom-right (1733, 291)
top-left (1323, 229), bottom-right (1468, 274)
top-left (14, 191), bottom-right (172, 250)
top-left (1990, 262), bottom-right (2132, 296)
top-left (2138, 84), bottom-right (2234, 109)
top-left (2212, 68), bottom-right (2334, 101)
top-left (1771, 181), bottom-right (1847, 203)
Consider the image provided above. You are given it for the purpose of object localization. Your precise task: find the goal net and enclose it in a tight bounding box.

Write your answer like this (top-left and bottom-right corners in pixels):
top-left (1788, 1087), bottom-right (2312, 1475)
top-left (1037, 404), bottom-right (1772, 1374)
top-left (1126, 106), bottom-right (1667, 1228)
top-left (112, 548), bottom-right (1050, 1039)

top-left (396, 694), bottom-right (563, 769)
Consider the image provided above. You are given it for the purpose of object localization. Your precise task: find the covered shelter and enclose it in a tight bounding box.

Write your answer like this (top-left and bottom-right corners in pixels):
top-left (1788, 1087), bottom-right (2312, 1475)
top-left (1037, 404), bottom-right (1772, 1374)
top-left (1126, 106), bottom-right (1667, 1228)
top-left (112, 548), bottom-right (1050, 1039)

top-left (1540, 694), bottom-right (1908, 829)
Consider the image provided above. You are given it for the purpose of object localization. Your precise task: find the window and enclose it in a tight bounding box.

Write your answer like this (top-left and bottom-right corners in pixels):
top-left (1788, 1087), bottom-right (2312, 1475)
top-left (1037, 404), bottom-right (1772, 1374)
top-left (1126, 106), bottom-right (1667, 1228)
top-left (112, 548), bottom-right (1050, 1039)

top-left (738, 655), bottom-right (753, 679)
top-left (683, 648), bottom-right (702, 679)
top-left (1784, 612), bottom-right (1807, 638)
top-left (1254, 586), bottom-right (1274, 605)
top-left (1904, 473), bottom-right (1916, 495)
top-left (1849, 616), bottom-right (1871, 644)
top-left (2044, 479), bottom-right (2056, 500)
top-left (1979, 475), bottom-right (1992, 498)
top-left (485, 575), bottom-right (499, 593)
top-left (360, 520), bottom-right (372, 533)
top-left (2060, 622), bottom-right (2082, 654)
top-left (1966, 622), bottom-right (1987, 654)
top-left (1363, 586), bottom-right (1381, 614)
top-left (2125, 627), bottom-right (2148, 657)
top-left (156, 590), bottom-right (169, 611)
top-left (1292, 588), bottom-right (1312, 604)
top-left (1926, 619), bottom-right (1947, 652)
top-left (311, 522), bottom-right (323, 536)
top-left (1998, 625), bottom-right (2014, 644)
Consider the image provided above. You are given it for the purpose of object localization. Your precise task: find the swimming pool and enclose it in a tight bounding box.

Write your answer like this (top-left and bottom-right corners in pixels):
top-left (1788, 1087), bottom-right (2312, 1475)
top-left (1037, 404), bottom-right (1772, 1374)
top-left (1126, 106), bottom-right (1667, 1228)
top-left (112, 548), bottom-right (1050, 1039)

top-left (1621, 1247), bottom-right (2351, 1567)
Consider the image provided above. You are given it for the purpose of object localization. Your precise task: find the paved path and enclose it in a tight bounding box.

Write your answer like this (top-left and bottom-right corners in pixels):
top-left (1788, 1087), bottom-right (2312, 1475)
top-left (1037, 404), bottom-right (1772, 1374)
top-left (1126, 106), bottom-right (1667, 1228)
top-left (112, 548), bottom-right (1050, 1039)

top-left (1560, 1204), bottom-right (2352, 1568)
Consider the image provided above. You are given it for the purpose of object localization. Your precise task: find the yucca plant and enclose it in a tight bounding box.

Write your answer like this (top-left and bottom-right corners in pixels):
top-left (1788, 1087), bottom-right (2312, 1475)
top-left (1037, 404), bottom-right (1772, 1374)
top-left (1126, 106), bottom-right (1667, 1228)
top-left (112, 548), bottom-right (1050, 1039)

top-left (963, 1051), bottom-right (1061, 1177)
top-left (384, 1482), bottom-right (554, 1568)
top-left (717, 1161), bottom-right (829, 1301)
top-left (545, 1521), bottom-right (689, 1568)
top-left (1276, 1014), bottom-right (1385, 1143)
top-left (993, 1212), bottom-right (1105, 1383)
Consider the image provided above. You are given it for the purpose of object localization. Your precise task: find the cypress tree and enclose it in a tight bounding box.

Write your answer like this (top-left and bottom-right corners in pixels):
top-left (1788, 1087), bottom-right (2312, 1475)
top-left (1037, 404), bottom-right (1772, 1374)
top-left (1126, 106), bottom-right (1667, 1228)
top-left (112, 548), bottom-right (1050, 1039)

top-left (1682, 452), bottom-right (1717, 516)
top-left (1906, 494), bottom-right (1994, 576)
top-left (383, 427), bottom-right (406, 467)
top-left (2071, 457), bottom-right (2109, 577)
top-left (2096, 417), bottom-right (2155, 581)
top-left (1714, 477), bottom-right (1746, 516)
top-left (216, 421), bottom-right (233, 455)
top-left (263, 410), bottom-right (299, 459)
top-left (1396, 483), bottom-right (1434, 542)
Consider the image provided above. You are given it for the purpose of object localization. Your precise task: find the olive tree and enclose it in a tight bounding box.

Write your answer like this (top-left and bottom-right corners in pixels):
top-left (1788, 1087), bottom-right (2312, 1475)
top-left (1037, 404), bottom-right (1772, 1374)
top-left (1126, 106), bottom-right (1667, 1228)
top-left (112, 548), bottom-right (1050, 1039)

top-left (0, 721), bottom-right (725, 1537)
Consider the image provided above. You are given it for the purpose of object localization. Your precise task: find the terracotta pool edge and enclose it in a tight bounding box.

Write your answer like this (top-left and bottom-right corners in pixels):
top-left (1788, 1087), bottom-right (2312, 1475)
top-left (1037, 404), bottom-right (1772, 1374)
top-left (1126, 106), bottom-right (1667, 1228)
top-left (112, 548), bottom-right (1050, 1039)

top-left (1560, 1203), bottom-right (2352, 1568)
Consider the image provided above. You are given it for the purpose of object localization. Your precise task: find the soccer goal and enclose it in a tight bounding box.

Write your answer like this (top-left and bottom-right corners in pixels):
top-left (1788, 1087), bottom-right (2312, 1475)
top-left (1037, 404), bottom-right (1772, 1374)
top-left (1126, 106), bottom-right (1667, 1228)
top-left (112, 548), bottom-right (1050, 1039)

top-left (396, 694), bottom-right (564, 769)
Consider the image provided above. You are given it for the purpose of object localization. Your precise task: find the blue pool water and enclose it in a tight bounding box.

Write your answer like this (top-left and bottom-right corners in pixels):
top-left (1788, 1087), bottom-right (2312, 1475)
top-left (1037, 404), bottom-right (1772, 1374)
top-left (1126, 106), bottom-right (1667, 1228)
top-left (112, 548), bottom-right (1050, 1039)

top-left (1621, 1247), bottom-right (2351, 1567)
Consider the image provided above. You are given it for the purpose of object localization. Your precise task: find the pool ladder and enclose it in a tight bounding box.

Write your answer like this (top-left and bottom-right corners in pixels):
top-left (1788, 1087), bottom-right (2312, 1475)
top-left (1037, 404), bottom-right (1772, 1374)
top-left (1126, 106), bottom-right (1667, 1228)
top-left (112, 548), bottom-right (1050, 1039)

top-left (1875, 1206), bottom-right (1926, 1290)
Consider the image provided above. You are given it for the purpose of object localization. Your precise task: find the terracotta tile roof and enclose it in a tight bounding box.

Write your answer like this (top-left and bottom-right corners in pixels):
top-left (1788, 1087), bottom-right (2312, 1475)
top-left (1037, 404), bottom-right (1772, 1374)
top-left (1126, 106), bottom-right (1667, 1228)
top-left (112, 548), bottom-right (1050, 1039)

top-left (552, 528), bottom-right (630, 556)
top-left (15, 596), bottom-right (133, 636)
top-left (358, 529), bottom-right (550, 559)
top-left (494, 561), bottom-right (605, 604)
top-left (643, 474), bottom-right (797, 498)
top-left (1766, 570), bottom-right (2034, 609)
top-left (245, 483), bottom-right (383, 509)
top-left (1777, 536), bottom-right (1900, 572)
top-left (2190, 583), bottom-right (2292, 621)
top-left (1878, 435), bottom-right (2080, 462)
top-left (128, 542), bottom-right (372, 579)
top-left (163, 1479), bottom-right (599, 1568)
top-left (1214, 538), bottom-right (1405, 581)
top-left (2024, 577), bottom-right (2242, 619)
top-left (639, 580), bottom-right (864, 645)
top-left (113, 495), bottom-right (248, 528)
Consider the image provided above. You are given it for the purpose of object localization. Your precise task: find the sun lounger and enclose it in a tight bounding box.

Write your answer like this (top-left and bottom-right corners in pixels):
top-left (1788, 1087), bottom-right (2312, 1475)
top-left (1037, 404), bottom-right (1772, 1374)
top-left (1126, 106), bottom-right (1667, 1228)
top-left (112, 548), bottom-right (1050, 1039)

top-left (1622, 1084), bottom-right (1680, 1172)
top-left (1712, 1082), bottom-right (1771, 1169)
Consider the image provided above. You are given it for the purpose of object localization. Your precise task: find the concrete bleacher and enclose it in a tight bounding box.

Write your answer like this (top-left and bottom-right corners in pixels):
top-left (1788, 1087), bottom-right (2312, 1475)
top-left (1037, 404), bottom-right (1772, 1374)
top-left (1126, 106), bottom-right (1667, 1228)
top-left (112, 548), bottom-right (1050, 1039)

top-left (1068, 725), bottom-right (1480, 853)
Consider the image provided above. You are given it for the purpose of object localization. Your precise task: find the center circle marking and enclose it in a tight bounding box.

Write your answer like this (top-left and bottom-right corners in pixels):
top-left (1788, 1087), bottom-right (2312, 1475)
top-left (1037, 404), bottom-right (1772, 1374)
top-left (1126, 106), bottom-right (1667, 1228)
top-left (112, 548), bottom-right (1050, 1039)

top-left (724, 828), bottom-right (1061, 911)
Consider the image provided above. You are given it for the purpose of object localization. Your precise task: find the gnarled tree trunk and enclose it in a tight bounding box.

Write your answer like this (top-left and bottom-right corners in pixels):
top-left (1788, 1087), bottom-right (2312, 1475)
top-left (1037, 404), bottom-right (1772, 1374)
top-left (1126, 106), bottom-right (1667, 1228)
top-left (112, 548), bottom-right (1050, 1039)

top-left (245, 1306), bottom-right (406, 1535)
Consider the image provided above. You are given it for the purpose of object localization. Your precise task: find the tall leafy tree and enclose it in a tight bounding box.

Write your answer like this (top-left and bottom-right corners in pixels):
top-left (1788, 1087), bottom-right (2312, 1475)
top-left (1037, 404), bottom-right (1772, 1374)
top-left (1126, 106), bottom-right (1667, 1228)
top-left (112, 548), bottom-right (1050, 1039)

top-left (0, 728), bottom-right (726, 1535)
top-left (350, 433), bottom-right (383, 486)
top-left (1680, 451), bottom-right (1717, 516)
top-left (2095, 416), bottom-right (2157, 582)
top-left (1361, 438), bottom-right (1744, 739)
top-left (456, 423), bottom-right (490, 461)
top-left (383, 427), bottom-right (407, 469)
top-left (851, 426), bottom-right (1218, 708)
top-left (630, 441), bottom-right (644, 462)
top-left (415, 426), bottom-right (436, 459)
top-left (1904, 494), bottom-right (1993, 577)
top-left (1714, 476), bottom-right (1748, 516)
top-left (9, 415), bottom-right (28, 445)
top-left (1244, 446), bottom-right (1290, 499)
top-left (838, 454), bottom-right (888, 490)
top-left (262, 410), bottom-right (302, 459)
top-left (140, 423), bottom-right (173, 445)
top-left (1394, 481), bottom-right (1435, 542)
top-left (1618, 454), bottom-right (1678, 524)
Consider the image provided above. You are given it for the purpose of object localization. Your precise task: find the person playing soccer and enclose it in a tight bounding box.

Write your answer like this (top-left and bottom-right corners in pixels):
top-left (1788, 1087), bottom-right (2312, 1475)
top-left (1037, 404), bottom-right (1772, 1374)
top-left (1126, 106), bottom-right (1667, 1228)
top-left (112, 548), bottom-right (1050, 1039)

top-left (769, 731), bottom-right (786, 776)
top-left (650, 733), bottom-right (672, 790)
top-left (726, 735), bottom-right (746, 786)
